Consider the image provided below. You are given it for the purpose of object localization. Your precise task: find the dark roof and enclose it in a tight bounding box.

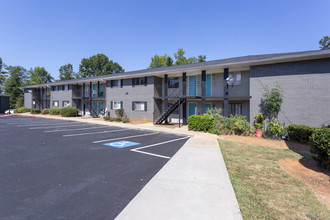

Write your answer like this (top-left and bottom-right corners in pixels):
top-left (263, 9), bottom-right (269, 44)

top-left (24, 49), bottom-right (330, 88)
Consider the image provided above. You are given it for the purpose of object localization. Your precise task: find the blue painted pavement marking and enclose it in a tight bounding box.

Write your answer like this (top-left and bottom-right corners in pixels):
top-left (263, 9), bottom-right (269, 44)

top-left (103, 141), bottom-right (140, 148)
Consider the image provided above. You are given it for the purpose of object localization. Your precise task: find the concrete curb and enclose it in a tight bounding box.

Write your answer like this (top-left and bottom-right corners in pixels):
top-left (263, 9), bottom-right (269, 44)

top-left (28, 114), bottom-right (242, 219)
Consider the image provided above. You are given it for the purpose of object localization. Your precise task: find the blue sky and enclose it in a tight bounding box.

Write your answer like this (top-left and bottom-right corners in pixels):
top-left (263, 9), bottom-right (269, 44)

top-left (0, 0), bottom-right (329, 79)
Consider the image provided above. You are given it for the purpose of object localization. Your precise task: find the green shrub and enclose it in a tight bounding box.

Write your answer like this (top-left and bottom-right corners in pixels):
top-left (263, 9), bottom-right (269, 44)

top-left (103, 116), bottom-right (110, 121)
top-left (60, 107), bottom-right (78, 117)
top-left (254, 113), bottom-right (265, 129)
top-left (49, 108), bottom-right (61, 115)
top-left (188, 115), bottom-right (214, 132)
top-left (41, 109), bottom-right (49, 115)
top-left (230, 115), bottom-right (249, 135)
top-left (267, 120), bottom-right (284, 139)
top-left (310, 127), bottom-right (330, 170)
top-left (15, 107), bottom-right (30, 113)
top-left (115, 108), bottom-right (125, 118)
top-left (30, 108), bottom-right (41, 114)
top-left (122, 117), bottom-right (130, 123)
top-left (288, 124), bottom-right (318, 144)
top-left (114, 117), bottom-right (122, 122)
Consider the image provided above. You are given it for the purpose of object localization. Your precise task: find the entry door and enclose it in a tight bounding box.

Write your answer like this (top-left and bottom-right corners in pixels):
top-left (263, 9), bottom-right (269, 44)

top-left (189, 103), bottom-right (196, 116)
top-left (92, 84), bottom-right (97, 97)
top-left (189, 76), bottom-right (196, 96)
top-left (205, 103), bottom-right (212, 111)
top-left (206, 74), bottom-right (212, 96)
top-left (98, 101), bottom-right (103, 115)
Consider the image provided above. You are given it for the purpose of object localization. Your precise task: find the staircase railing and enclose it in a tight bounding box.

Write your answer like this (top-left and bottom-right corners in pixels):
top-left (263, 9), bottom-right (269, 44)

top-left (82, 97), bottom-right (99, 118)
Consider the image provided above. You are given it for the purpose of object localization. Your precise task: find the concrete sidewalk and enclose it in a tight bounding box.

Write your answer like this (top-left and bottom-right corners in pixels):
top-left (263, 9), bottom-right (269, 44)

top-left (27, 114), bottom-right (242, 219)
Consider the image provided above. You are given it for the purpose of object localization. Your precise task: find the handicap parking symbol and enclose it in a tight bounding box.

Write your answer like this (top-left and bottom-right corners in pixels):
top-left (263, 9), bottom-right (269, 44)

top-left (103, 141), bottom-right (140, 148)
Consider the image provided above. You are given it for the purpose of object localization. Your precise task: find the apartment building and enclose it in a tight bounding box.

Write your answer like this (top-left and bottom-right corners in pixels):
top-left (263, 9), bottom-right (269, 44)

top-left (24, 50), bottom-right (330, 127)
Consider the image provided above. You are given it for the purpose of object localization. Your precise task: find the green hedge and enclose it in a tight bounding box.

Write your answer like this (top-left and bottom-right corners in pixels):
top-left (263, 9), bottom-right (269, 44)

top-left (49, 108), bottom-right (61, 115)
top-left (188, 115), bottom-right (214, 132)
top-left (60, 107), bottom-right (78, 117)
top-left (41, 109), bottom-right (49, 115)
top-left (30, 108), bottom-right (41, 114)
top-left (15, 107), bottom-right (30, 113)
top-left (310, 127), bottom-right (330, 170)
top-left (288, 124), bottom-right (318, 144)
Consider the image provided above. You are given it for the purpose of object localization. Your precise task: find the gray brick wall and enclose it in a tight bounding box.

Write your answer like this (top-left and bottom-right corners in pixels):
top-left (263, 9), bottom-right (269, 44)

top-left (250, 58), bottom-right (330, 127)
top-left (51, 87), bottom-right (73, 108)
top-left (24, 89), bottom-right (33, 109)
top-left (106, 77), bottom-right (155, 121)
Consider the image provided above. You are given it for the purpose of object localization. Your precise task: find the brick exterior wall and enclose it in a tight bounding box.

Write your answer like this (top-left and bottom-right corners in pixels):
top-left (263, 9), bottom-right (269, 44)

top-left (250, 58), bottom-right (330, 127)
top-left (106, 77), bottom-right (155, 121)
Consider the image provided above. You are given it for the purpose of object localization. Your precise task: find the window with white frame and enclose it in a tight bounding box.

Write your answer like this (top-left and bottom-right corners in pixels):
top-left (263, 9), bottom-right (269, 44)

top-left (53, 101), bottom-right (59, 107)
top-left (113, 101), bottom-right (122, 109)
top-left (168, 78), bottom-right (179, 88)
top-left (228, 72), bottom-right (241, 86)
top-left (133, 101), bottom-right (147, 111)
top-left (230, 103), bottom-right (242, 116)
top-left (63, 101), bottom-right (70, 107)
top-left (112, 80), bottom-right (121, 87)
top-left (133, 77), bottom-right (146, 86)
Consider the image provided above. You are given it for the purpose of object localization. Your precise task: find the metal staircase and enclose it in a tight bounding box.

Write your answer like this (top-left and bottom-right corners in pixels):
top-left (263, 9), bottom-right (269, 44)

top-left (154, 98), bottom-right (185, 125)
top-left (82, 97), bottom-right (98, 118)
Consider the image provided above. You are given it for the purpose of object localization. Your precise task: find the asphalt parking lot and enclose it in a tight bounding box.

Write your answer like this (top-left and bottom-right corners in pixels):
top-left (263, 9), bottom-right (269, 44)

top-left (0, 115), bottom-right (189, 219)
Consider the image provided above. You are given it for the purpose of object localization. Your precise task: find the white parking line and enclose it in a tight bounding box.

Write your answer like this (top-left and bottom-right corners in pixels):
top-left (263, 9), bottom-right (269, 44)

top-left (29, 123), bottom-right (86, 129)
top-left (19, 122), bottom-right (80, 127)
top-left (93, 132), bottom-right (159, 143)
top-left (130, 136), bottom-right (189, 159)
top-left (63, 128), bottom-right (130, 137)
top-left (45, 126), bottom-right (111, 133)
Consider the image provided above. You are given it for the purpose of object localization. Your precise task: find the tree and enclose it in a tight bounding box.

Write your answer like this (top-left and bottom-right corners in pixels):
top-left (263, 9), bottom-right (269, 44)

top-left (78, 53), bottom-right (124, 78)
top-left (0, 57), bottom-right (8, 93)
top-left (262, 82), bottom-right (283, 120)
top-left (198, 55), bottom-right (206, 62)
top-left (174, 48), bottom-right (203, 65)
top-left (28, 67), bottom-right (54, 85)
top-left (174, 48), bottom-right (188, 65)
top-left (148, 49), bottom-right (206, 68)
top-left (166, 56), bottom-right (173, 67)
top-left (319, 36), bottom-right (330, 50)
top-left (148, 54), bottom-right (167, 69)
top-left (3, 66), bottom-right (28, 108)
top-left (59, 63), bottom-right (75, 80)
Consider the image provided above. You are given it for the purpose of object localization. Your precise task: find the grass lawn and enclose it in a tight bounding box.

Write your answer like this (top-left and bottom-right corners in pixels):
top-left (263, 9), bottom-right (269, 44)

top-left (219, 140), bottom-right (330, 220)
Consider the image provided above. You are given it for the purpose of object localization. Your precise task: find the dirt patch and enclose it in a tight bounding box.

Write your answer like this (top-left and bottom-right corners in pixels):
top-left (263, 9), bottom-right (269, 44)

top-left (279, 158), bottom-right (330, 209)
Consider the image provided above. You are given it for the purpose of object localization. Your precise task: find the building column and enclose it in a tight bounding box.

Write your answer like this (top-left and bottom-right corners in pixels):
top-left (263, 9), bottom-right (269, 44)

top-left (201, 70), bottom-right (206, 114)
top-left (83, 83), bottom-right (85, 115)
top-left (89, 82), bottom-right (92, 112)
top-left (223, 68), bottom-right (229, 117)
top-left (163, 74), bottom-right (169, 123)
top-left (97, 81), bottom-right (100, 97)
top-left (182, 72), bottom-right (187, 125)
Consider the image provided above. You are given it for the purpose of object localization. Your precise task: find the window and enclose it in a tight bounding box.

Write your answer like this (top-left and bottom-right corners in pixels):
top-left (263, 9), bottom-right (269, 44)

top-left (133, 77), bottom-right (147, 86)
top-left (133, 102), bottom-right (147, 111)
top-left (113, 101), bottom-right (122, 109)
top-left (63, 101), bottom-right (70, 107)
top-left (112, 80), bottom-right (121, 87)
top-left (168, 78), bottom-right (179, 88)
top-left (230, 103), bottom-right (242, 116)
top-left (228, 72), bottom-right (241, 86)
top-left (53, 101), bottom-right (59, 107)
top-left (64, 85), bottom-right (69, 91)
top-left (85, 84), bottom-right (89, 93)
